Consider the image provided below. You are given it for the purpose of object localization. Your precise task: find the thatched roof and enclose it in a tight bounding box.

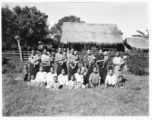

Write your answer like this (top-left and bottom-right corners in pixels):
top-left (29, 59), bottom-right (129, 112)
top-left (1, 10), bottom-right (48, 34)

top-left (125, 37), bottom-right (149, 49)
top-left (60, 22), bottom-right (123, 44)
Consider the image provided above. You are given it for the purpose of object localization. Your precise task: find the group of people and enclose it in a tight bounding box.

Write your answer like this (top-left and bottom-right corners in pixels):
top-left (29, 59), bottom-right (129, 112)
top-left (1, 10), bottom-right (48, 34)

top-left (22, 46), bottom-right (127, 90)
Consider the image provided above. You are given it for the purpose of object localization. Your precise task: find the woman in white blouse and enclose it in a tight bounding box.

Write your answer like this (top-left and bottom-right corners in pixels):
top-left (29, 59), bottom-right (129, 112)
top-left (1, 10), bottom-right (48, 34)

top-left (58, 69), bottom-right (68, 89)
top-left (113, 51), bottom-right (122, 81)
top-left (41, 46), bottom-right (52, 73)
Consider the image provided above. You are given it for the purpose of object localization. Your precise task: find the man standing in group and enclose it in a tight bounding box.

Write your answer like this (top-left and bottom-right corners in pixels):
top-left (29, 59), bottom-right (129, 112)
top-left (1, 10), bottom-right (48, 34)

top-left (95, 49), bottom-right (106, 85)
top-left (83, 48), bottom-right (95, 82)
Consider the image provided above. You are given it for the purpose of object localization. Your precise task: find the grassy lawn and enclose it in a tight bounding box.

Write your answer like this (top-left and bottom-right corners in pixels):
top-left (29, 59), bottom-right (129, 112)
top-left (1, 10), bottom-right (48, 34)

top-left (2, 73), bottom-right (149, 116)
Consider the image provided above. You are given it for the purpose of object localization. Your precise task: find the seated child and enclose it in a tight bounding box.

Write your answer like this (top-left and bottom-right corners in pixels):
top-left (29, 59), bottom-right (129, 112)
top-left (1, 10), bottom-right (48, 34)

top-left (74, 68), bottom-right (85, 88)
top-left (117, 75), bottom-right (125, 88)
top-left (22, 64), bottom-right (28, 82)
top-left (45, 66), bottom-right (57, 89)
top-left (67, 75), bottom-right (77, 89)
top-left (52, 76), bottom-right (60, 90)
top-left (35, 66), bottom-right (47, 87)
top-left (105, 69), bottom-right (117, 87)
top-left (89, 67), bottom-right (101, 87)
top-left (27, 75), bottom-right (36, 86)
top-left (58, 69), bottom-right (68, 89)
top-left (81, 66), bottom-right (89, 88)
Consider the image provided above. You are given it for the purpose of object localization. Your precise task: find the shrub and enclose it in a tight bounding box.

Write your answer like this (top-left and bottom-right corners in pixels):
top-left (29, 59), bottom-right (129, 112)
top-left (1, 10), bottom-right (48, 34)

top-left (126, 50), bottom-right (149, 76)
top-left (2, 57), bottom-right (24, 74)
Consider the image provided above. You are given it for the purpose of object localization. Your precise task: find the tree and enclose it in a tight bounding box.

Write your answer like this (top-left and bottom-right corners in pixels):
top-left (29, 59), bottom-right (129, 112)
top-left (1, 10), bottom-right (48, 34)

top-left (2, 6), bottom-right (17, 50)
top-left (2, 5), bottom-right (50, 50)
top-left (132, 29), bottom-right (149, 38)
top-left (50, 15), bottom-right (85, 43)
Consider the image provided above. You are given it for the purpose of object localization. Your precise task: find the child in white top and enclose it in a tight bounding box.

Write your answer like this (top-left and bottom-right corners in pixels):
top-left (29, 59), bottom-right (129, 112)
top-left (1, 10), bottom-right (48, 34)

top-left (74, 68), bottom-right (85, 88)
top-left (27, 75), bottom-right (36, 86)
top-left (35, 66), bottom-right (47, 86)
top-left (105, 69), bottom-right (117, 87)
top-left (46, 67), bottom-right (57, 89)
top-left (117, 75), bottom-right (125, 88)
top-left (58, 69), bottom-right (68, 89)
top-left (67, 75), bottom-right (77, 89)
top-left (52, 76), bottom-right (60, 90)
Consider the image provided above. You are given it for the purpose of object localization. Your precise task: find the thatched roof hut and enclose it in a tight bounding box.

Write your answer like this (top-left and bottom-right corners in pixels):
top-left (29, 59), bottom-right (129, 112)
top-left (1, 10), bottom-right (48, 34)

top-left (60, 22), bottom-right (124, 51)
top-left (124, 37), bottom-right (149, 50)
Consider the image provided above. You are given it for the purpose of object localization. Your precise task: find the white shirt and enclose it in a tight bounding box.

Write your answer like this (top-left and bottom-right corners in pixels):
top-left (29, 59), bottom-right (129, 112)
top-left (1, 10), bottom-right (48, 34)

top-left (35, 71), bottom-right (47, 82)
top-left (113, 56), bottom-right (122, 65)
top-left (74, 73), bottom-right (84, 83)
top-left (58, 74), bottom-right (68, 85)
top-left (41, 54), bottom-right (50, 62)
top-left (105, 74), bottom-right (117, 85)
top-left (68, 80), bottom-right (76, 87)
top-left (30, 79), bottom-right (36, 84)
top-left (46, 72), bottom-right (57, 84)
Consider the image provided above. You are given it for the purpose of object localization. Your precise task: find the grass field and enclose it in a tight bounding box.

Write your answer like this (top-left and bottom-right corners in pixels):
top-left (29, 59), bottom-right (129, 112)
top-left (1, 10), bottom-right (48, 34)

top-left (2, 73), bottom-right (149, 116)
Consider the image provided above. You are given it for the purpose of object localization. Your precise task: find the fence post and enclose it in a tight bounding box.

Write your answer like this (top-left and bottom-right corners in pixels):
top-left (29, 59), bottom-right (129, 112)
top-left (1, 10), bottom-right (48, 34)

top-left (16, 39), bottom-right (23, 62)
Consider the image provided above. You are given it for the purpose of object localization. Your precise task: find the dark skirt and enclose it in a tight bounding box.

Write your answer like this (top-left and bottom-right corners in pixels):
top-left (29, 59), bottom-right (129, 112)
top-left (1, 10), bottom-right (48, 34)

top-left (83, 74), bottom-right (89, 85)
top-left (43, 66), bottom-right (51, 73)
top-left (28, 63), bottom-right (39, 81)
top-left (68, 65), bottom-right (75, 80)
top-left (98, 63), bottom-right (107, 84)
top-left (30, 63), bottom-right (39, 76)
top-left (56, 63), bottom-right (62, 75)
top-left (62, 62), bottom-right (67, 74)
top-left (56, 63), bottom-right (67, 75)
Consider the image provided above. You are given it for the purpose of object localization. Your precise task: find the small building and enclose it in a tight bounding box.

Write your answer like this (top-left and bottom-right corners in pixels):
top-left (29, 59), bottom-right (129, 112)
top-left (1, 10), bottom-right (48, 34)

top-left (60, 22), bottom-right (124, 51)
top-left (124, 37), bottom-right (149, 51)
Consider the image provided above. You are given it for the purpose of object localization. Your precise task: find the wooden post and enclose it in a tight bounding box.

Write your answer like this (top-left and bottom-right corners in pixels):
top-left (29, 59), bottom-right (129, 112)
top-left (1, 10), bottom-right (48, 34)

top-left (16, 37), bottom-right (23, 62)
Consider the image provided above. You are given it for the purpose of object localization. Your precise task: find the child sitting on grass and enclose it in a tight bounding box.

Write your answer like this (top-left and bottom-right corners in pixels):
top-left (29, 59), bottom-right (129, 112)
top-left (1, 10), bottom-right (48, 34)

top-left (105, 69), bottom-right (117, 87)
top-left (22, 64), bottom-right (28, 82)
top-left (67, 75), bottom-right (77, 89)
top-left (58, 69), bottom-right (68, 89)
top-left (81, 66), bottom-right (89, 88)
top-left (117, 75), bottom-right (125, 88)
top-left (35, 66), bottom-right (47, 87)
top-left (27, 75), bottom-right (36, 86)
top-left (52, 76), bottom-right (60, 90)
top-left (45, 66), bottom-right (57, 89)
top-left (74, 68), bottom-right (85, 88)
top-left (89, 67), bottom-right (101, 88)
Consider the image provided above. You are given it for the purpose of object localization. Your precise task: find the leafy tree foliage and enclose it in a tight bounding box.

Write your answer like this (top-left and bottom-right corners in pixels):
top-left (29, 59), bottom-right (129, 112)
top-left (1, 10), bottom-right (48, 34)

top-left (50, 15), bottom-right (84, 43)
top-left (2, 5), bottom-right (50, 50)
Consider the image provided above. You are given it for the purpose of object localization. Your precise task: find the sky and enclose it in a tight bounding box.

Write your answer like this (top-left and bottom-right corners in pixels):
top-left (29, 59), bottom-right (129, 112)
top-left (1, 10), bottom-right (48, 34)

top-left (1, 2), bottom-right (149, 39)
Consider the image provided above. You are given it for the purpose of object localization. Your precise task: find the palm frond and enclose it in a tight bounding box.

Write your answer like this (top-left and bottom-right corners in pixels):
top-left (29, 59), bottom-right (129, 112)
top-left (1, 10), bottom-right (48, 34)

top-left (136, 30), bottom-right (146, 36)
top-left (132, 35), bottom-right (143, 37)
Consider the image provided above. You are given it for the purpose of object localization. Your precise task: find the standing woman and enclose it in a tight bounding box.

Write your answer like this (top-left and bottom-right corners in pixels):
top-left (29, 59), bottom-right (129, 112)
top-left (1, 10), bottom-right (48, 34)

top-left (41, 46), bottom-right (52, 72)
top-left (55, 47), bottom-right (67, 75)
top-left (73, 50), bottom-right (79, 73)
top-left (62, 48), bottom-right (68, 74)
top-left (68, 48), bottom-right (75, 79)
top-left (95, 49), bottom-right (105, 84)
top-left (28, 48), bottom-right (40, 81)
top-left (83, 49), bottom-right (94, 81)
top-left (113, 51), bottom-right (122, 81)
